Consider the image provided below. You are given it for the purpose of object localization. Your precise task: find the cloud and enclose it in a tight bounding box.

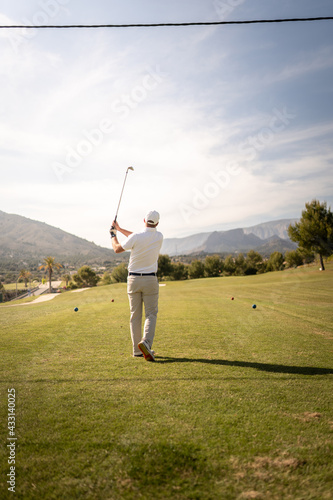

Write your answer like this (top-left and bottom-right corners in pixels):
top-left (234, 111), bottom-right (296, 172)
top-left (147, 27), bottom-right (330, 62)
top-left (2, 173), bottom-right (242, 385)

top-left (262, 46), bottom-right (333, 85)
top-left (0, 3), bottom-right (332, 246)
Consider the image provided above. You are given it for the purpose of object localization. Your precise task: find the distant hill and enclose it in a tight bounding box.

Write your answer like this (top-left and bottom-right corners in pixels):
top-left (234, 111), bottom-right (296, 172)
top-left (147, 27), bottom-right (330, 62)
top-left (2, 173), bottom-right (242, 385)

top-left (0, 210), bottom-right (114, 264)
top-left (0, 211), bottom-right (299, 265)
top-left (161, 219), bottom-right (298, 257)
top-left (198, 229), bottom-right (263, 254)
top-left (160, 232), bottom-right (212, 256)
top-left (242, 219), bottom-right (297, 240)
top-left (254, 236), bottom-right (298, 256)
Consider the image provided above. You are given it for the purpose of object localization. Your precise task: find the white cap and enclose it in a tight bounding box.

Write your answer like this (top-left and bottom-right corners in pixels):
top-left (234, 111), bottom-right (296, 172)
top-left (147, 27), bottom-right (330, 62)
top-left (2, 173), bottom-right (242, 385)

top-left (145, 210), bottom-right (160, 225)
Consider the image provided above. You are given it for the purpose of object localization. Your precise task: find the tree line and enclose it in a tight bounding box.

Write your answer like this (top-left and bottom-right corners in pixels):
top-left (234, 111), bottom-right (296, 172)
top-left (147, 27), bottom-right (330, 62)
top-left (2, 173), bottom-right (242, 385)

top-left (109, 199), bottom-right (332, 282)
top-left (1, 199), bottom-right (332, 294)
top-left (158, 248), bottom-right (314, 281)
top-left (108, 247), bottom-right (320, 283)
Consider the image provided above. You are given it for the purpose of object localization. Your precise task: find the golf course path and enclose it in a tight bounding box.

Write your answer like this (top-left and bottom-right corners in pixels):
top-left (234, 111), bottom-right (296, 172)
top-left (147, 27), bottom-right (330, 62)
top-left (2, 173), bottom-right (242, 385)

top-left (71, 288), bottom-right (92, 293)
top-left (2, 285), bottom-right (93, 308)
top-left (2, 293), bottom-right (59, 307)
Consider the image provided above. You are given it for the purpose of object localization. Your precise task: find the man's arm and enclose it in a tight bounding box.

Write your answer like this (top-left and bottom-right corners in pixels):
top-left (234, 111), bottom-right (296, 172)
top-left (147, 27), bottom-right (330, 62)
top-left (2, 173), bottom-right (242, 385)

top-left (110, 220), bottom-right (132, 254)
top-left (111, 234), bottom-right (125, 254)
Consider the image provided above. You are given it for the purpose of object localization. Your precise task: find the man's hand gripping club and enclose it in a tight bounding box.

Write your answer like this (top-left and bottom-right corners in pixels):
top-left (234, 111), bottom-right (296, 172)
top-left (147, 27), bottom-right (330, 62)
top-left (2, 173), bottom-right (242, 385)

top-left (110, 220), bottom-right (132, 254)
top-left (110, 219), bottom-right (119, 239)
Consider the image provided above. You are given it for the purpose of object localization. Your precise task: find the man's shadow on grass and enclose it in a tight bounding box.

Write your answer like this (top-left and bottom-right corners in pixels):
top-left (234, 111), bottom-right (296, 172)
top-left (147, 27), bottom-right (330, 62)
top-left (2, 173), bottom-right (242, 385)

top-left (155, 357), bottom-right (333, 376)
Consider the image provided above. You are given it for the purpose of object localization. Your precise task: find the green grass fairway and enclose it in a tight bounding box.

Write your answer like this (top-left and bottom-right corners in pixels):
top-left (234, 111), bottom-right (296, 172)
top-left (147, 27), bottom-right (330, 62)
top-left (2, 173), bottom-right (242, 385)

top-left (3, 283), bottom-right (29, 291)
top-left (1, 265), bottom-right (332, 499)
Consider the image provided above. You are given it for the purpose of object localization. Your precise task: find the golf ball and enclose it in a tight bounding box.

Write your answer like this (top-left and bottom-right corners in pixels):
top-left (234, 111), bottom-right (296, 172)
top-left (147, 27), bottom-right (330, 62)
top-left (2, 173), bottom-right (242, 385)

top-left (252, 304), bottom-right (256, 309)
top-left (74, 307), bottom-right (78, 312)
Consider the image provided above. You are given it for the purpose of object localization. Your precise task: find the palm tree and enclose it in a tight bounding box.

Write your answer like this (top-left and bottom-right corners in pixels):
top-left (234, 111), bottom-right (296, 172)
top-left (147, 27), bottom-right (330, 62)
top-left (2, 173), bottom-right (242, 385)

top-left (0, 280), bottom-right (5, 302)
top-left (62, 274), bottom-right (72, 288)
top-left (18, 269), bottom-right (32, 288)
top-left (39, 257), bottom-right (63, 293)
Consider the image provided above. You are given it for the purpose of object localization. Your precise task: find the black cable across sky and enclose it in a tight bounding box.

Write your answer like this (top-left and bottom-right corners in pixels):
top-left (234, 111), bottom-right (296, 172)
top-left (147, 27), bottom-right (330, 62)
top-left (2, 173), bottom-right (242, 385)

top-left (0, 17), bottom-right (333, 29)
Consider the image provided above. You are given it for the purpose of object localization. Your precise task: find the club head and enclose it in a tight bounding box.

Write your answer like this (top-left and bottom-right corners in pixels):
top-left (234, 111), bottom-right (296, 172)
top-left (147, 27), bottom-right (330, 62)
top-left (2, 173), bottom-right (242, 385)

top-left (127, 166), bottom-right (134, 172)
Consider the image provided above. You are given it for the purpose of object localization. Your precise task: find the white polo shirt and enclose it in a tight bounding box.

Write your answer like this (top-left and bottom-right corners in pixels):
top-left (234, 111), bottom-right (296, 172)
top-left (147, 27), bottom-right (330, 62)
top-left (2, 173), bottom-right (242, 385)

top-left (122, 227), bottom-right (163, 274)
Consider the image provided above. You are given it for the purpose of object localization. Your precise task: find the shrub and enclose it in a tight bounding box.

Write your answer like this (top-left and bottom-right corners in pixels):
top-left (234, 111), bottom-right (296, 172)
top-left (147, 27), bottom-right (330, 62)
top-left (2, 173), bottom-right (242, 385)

top-left (73, 266), bottom-right (100, 287)
top-left (188, 260), bottom-right (205, 279)
top-left (204, 255), bottom-right (223, 277)
top-left (157, 255), bottom-right (174, 280)
top-left (111, 263), bottom-right (128, 283)
top-left (171, 262), bottom-right (188, 281)
top-left (285, 250), bottom-right (304, 268)
top-left (266, 251), bottom-right (284, 272)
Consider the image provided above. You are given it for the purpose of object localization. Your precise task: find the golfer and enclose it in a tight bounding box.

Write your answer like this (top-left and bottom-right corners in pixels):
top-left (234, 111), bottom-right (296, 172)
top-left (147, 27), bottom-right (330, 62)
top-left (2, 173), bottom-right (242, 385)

top-left (110, 210), bottom-right (163, 362)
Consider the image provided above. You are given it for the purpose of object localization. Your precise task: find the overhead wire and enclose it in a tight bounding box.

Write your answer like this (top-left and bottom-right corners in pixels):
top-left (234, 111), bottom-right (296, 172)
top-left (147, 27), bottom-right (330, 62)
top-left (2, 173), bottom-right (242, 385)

top-left (0, 17), bottom-right (333, 29)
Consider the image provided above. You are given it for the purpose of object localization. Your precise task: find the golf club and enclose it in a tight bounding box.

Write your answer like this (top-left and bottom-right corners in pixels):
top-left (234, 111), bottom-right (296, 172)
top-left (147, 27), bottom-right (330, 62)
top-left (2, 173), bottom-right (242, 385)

top-left (111, 167), bottom-right (134, 228)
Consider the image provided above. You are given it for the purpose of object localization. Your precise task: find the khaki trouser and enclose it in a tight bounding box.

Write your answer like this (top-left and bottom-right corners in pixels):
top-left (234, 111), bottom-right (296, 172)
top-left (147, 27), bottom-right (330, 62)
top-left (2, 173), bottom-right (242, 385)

top-left (127, 275), bottom-right (159, 356)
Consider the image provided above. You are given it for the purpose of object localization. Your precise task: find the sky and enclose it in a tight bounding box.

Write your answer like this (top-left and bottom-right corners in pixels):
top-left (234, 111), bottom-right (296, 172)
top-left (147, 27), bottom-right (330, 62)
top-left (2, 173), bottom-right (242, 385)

top-left (0, 0), bottom-right (333, 248)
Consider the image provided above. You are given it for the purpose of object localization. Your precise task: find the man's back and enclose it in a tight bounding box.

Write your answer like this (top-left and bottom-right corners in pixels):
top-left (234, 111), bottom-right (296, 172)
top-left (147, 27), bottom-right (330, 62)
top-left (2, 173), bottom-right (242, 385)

top-left (122, 227), bottom-right (163, 273)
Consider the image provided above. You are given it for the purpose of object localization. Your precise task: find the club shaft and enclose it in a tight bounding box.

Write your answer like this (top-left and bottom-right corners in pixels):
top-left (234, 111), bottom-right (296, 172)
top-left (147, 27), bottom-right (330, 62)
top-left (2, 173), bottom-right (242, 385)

top-left (114, 171), bottom-right (129, 222)
top-left (113, 167), bottom-right (133, 223)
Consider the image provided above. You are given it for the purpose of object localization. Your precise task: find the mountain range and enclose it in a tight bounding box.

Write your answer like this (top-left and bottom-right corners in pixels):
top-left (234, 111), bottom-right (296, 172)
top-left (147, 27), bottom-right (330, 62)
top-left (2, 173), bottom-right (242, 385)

top-left (0, 210), bottom-right (113, 263)
top-left (161, 219), bottom-right (298, 256)
top-left (0, 210), bottom-right (298, 262)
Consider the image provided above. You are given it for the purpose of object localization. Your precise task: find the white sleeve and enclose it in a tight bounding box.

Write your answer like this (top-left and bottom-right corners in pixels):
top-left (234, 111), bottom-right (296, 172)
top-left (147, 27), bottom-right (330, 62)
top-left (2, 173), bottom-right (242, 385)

top-left (121, 233), bottom-right (137, 251)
